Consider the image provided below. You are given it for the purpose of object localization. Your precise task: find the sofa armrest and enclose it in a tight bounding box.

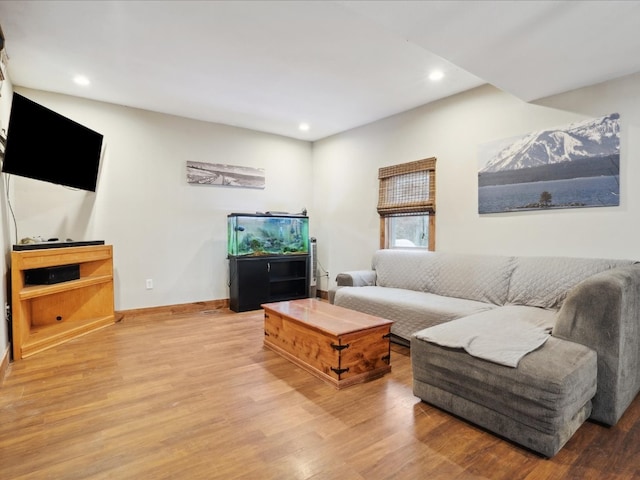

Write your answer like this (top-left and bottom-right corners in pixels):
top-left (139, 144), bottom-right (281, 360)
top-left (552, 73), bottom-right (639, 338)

top-left (335, 270), bottom-right (377, 287)
top-left (553, 265), bottom-right (640, 425)
top-left (328, 270), bottom-right (377, 304)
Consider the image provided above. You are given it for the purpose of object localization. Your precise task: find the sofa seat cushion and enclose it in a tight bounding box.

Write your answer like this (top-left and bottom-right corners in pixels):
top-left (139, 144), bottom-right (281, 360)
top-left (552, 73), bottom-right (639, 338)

top-left (414, 306), bottom-right (556, 367)
top-left (411, 335), bottom-right (597, 457)
top-left (334, 285), bottom-right (496, 342)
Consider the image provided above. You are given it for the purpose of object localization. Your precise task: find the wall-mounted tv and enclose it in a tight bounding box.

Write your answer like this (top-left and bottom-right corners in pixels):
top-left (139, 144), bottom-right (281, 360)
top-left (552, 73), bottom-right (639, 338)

top-left (1, 92), bottom-right (104, 192)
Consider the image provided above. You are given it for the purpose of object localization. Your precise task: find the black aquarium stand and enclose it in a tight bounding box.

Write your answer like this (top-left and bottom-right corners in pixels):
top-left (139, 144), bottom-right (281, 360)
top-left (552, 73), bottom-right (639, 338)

top-left (229, 255), bottom-right (310, 312)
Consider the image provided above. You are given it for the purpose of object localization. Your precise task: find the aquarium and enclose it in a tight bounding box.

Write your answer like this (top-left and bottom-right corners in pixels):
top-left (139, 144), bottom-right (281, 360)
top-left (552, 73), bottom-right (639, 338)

top-left (227, 213), bottom-right (309, 257)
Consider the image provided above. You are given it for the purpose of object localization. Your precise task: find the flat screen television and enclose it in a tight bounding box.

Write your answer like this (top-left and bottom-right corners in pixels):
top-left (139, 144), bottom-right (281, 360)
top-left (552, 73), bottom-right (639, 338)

top-left (1, 92), bottom-right (104, 192)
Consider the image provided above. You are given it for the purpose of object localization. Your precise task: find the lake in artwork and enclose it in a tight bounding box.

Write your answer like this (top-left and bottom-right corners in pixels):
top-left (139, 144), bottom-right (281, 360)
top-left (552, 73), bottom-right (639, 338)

top-left (478, 175), bottom-right (620, 214)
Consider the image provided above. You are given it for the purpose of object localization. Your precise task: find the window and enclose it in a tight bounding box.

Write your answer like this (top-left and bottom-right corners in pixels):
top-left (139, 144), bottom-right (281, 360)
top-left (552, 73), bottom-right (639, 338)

top-left (377, 157), bottom-right (436, 250)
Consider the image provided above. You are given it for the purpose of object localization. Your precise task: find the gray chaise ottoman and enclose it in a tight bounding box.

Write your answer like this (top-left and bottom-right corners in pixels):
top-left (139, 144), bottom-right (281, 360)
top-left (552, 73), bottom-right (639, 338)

top-left (411, 335), bottom-right (597, 457)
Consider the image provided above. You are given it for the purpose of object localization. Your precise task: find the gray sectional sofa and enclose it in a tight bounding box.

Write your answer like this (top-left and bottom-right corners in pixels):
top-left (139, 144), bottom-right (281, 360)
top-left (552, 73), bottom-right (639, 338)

top-left (329, 249), bottom-right (640, 457)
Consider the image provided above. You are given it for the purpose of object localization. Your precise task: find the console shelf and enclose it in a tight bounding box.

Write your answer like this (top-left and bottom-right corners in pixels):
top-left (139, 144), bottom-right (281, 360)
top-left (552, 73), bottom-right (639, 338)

top-left (18, 275), bottom-right (113, 300)
top-left (21, 315), bottom-right (115, 358)
top-left (11, 244), bottom-right (115, 360)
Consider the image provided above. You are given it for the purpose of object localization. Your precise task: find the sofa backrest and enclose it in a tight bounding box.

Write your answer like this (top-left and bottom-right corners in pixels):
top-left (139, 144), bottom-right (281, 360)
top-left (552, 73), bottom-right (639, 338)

top-left (425, 252), bottom-right (516, 305)
top-left (372, 249), bottom-right (437, 292)
top-left (371, 249), bottom-right (636, 309)
top-left (372, 250), bottom-right (515, 305)
top-left (506, 256), bottom-right (636, 309)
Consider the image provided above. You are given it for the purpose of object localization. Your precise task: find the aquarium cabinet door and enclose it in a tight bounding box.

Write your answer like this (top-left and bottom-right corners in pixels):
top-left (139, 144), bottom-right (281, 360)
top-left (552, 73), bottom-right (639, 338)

top-left (229, 255), bottom-right (310, 312)
top-left (229, 257), bottom-right (270, 312)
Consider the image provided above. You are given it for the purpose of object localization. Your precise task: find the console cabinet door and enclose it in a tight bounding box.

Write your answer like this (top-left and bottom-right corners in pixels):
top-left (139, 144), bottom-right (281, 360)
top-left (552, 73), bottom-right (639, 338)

top-left (229, 257), bottom-right (270, 312)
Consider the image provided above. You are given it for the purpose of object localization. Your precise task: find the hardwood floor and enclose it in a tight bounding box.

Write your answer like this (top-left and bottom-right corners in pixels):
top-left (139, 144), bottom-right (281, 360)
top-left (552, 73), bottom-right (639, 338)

top-left (1, 307), bottom-right (640, 479)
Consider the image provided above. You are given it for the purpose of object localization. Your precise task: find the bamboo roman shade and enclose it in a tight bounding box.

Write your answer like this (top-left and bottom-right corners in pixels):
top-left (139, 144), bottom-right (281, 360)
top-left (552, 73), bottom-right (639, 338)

top-left (377, 157), bottom-right (436, 215)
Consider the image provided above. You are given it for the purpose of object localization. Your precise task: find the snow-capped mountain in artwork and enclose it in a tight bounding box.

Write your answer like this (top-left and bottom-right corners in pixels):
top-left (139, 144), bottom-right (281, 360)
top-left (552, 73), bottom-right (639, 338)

top-left (480, 113), bottom-right (620, 173)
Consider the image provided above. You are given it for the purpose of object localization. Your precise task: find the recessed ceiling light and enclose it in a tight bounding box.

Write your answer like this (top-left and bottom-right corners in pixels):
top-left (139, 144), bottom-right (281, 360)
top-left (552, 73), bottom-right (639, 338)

top-left (299, 123), bottom-right (310, 131)
top-left (73, 75), bottom-right (91, 86)
top-left (428, 70), bottom-right (444, 81)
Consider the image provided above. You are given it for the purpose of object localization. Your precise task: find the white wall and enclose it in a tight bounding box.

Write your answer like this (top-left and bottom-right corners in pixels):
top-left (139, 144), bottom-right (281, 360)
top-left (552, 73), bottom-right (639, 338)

top-left (3, 71), bottom-right (640, 320)
top-left (0, 59), bottom-right (12, 362)
top-left (312, 73), bottom-right (640, 291)
top-left (6, 88), bottom-right (313, 310)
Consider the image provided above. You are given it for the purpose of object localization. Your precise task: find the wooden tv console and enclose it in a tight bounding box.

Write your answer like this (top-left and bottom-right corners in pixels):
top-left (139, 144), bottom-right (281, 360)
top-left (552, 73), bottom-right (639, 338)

top-left (10, 244), bottom-right (115, 360)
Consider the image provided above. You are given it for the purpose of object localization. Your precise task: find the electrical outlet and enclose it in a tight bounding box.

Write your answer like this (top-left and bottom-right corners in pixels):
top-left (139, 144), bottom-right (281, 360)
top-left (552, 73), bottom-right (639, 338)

top-left (146, 279), bottom-right (153, 290)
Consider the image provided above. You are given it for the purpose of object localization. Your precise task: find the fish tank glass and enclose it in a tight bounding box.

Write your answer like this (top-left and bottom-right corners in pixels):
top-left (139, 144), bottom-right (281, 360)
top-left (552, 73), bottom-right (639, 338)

top-left (227, 213), bottom-right (309, 257)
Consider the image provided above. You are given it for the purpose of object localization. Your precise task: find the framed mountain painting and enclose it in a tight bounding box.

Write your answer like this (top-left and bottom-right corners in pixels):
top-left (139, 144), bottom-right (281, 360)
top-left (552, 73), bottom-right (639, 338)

top-left (478, 113), bottom-right (620, 214)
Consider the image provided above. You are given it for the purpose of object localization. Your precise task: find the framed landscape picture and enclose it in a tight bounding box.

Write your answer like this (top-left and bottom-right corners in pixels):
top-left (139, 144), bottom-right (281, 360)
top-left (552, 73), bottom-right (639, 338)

top-left (478, 113), bottom-right (620, 214)
top-left (186, 161), bottom-right (265, 189)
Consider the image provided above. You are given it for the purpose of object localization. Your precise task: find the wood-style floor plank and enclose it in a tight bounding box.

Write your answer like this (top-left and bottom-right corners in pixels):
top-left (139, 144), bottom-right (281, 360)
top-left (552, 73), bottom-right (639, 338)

top-left (2, 307), bottom-right (640, 479)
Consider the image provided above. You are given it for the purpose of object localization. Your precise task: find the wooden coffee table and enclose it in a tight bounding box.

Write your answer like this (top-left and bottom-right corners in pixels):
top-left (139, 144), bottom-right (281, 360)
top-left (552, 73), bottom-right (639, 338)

top-left (262, 299), bottom-right (393, 389)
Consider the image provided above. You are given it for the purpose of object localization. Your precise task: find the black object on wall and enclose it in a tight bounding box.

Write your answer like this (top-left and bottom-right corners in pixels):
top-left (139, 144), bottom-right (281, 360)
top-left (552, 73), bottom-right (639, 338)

top-left (1, 93), bottom-right (104, 192)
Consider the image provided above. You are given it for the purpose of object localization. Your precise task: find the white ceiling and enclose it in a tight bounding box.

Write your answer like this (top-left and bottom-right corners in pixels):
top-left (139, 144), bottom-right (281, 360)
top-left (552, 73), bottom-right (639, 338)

top-left (1, 1), bottom-right (639, 141)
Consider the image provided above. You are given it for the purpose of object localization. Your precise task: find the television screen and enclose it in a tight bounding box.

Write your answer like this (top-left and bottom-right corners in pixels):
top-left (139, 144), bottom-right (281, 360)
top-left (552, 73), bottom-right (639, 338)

top-left (1, 92), bottom-right (104, 192)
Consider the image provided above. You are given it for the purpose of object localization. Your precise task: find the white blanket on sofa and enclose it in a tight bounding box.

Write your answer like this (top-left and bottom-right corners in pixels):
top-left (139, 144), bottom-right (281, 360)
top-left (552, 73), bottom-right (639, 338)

top-left (414, 306), bottom-right (555, 368)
